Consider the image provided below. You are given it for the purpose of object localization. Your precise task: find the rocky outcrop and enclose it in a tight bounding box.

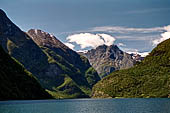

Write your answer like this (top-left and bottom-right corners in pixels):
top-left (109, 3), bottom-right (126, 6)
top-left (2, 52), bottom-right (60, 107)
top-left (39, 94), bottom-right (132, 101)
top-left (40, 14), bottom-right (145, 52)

top-left (82, 44), bottom-right (134, 78)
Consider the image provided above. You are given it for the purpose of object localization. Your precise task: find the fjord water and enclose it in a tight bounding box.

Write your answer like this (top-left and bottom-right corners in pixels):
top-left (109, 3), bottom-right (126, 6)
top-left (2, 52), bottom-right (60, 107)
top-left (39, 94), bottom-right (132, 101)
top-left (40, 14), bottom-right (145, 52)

top-left (0, 99), bottom-right (169, 113)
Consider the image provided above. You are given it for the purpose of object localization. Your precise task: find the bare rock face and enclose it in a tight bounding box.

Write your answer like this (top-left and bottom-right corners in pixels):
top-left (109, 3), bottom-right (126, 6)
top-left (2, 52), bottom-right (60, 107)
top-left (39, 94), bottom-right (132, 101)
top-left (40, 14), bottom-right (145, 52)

top-left (82, 44), bottom-right (135, 78)
top-left (27, 29), bottom-right (67, 49)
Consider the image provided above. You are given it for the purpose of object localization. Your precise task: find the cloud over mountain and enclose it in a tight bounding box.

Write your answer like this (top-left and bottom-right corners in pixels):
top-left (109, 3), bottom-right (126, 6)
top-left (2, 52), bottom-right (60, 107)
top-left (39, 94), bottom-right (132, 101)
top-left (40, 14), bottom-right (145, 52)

top-left (117, 43), bottom-right (126, 47)
top-left (66, 33), bottom-right (115, 49)
top-left (120, 47), bottom-right (149, 57)
top-left (64, 43), bottom-right (75, 50)
top-left (152, 25), bottom-right (170, 45)
top-left (63, 25), bottom-right (170, 54)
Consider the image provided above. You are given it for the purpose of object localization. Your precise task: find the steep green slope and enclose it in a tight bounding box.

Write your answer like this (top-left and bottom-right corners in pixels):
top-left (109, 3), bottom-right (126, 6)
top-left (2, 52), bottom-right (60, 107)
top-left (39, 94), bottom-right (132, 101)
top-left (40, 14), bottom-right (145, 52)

top-left (0, 45), bottom-right (51, 100)
top-left (41, 46), bottom-right (100, 87)
top-left (28, 29), bottom-right (100, 98)
top-left (39, 46), bottom-right (91, 98)
top-left (92, 38), bottom-right (170, 98)
top-left (0, 9), bottom-right (100, 99)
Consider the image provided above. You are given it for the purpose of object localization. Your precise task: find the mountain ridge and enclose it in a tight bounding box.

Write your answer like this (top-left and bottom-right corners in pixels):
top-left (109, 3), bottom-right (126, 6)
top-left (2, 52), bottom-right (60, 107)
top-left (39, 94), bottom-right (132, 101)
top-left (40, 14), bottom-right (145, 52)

top-left (92, 38), bottom-right (170, 98)
top-left (27, 29), bottom-right (100, 88)
top-left (81, 44), bottom-right (135, 78)
top-left (0, 9), bottom-right (100, 99)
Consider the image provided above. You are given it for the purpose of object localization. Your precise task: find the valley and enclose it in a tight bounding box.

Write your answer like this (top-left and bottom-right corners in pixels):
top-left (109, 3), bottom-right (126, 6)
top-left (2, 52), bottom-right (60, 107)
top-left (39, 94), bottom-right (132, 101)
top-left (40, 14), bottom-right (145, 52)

top-left (0, 8), bottom-right (169, 100)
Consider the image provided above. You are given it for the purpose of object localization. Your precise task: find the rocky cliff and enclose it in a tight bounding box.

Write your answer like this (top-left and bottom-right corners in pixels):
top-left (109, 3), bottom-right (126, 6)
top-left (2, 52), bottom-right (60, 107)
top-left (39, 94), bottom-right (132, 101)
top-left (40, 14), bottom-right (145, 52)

top-left (82, 44), bottom-right (134, 78)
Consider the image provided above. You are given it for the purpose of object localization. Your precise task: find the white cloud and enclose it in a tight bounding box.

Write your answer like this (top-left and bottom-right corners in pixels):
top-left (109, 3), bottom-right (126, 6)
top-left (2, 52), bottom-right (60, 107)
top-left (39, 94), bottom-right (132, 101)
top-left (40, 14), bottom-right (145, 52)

top-left (127, 51), bottom-right (149, 57)
top-left (76, 50), bottom-right (88, 53)
top-left (152, 25), bottom-right (170, 45)
top-left (121, 48), bottom-right (139, 53)
top-left (116, 35), bottom-right (158, 41)
top-left (164, 25), bottom-right (170, 32)
top-left (66, 33), bottom-right (115, 49)
top-left (117, 43), bottom-right (126, 47)
top-left (139, 52), bottom-right (150, 57)
top-left (98, 34), bottom-right (116, 46)
top-left (61, 25), bottom-right (170, 53)
top-left (127, 52), bottom-right (149, 57)
top-left (64, 43), bottom-right (75, 50)
top-left (121, 47), bottom-right (149, 57)
top-left (91, 26), bottom-right (164, 34)
top-left (59, 26), bottom-right (164, 38)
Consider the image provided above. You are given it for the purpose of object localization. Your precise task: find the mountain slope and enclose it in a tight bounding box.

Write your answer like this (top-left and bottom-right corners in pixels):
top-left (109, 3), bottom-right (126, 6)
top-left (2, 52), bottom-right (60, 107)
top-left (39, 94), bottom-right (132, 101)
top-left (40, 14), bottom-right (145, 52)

top-left (82, 44), bottom-right (134, 78)
top-left (27, 29), bottom-right (100, 96)
top-left (92, 39), bottom-right (170, 98)
top-left (0, 9), bottom-right (100, 98)
top-left (0, 9), bottom-right (49, 75)
top-left (0, 45), bottom-right (51, 100)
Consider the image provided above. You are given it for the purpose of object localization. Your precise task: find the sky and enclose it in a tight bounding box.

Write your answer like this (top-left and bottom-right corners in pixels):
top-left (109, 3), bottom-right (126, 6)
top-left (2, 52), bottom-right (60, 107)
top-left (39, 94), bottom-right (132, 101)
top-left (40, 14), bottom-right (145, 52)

top-left (1, 0), bottom-right (170, 56)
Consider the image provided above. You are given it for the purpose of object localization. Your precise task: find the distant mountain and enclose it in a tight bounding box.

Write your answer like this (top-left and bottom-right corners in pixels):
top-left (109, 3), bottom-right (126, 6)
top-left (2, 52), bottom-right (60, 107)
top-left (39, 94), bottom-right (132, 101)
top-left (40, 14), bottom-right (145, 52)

top-left (92, 38), bottom-right (170, 98)
top-left (0, 45), bottom-right (51, 100)
top-left (0, 9), bottom-right (100, 99)
top-left (130, 53), bottom-right (145, 62)
top-left (81, 44), bottom-right (134, 78)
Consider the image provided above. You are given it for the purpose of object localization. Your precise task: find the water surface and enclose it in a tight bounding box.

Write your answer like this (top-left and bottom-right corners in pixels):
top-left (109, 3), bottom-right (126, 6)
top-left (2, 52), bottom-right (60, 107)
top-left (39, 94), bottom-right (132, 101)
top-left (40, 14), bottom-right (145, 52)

top-left (0, 98), bottom-right (169, 113)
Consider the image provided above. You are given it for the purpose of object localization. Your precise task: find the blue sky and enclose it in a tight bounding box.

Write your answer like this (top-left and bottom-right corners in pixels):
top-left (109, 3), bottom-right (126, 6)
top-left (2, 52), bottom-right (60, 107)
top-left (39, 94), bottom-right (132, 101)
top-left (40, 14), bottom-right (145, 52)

top-left (1, 0), bottom-right (170, 55)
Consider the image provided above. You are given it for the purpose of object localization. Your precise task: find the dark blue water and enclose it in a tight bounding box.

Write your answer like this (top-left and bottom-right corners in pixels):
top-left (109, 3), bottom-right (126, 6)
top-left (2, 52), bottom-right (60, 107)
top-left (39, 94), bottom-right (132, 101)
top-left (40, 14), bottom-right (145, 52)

top-left (0, 98), bottom-right (169, 113)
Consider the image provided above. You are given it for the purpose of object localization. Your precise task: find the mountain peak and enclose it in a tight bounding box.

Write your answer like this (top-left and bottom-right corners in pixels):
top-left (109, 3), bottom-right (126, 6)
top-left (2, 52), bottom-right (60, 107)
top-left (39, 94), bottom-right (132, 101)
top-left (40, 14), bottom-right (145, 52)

top-left (108, 44), bottom-right (119, 50)
top-left (0, 9), bottom-right (7, 17)
top-left (0, 9), bottom-right (28, 48)
top-left (83, 44), bottom-right (134, 78)
top-left (95, 44), bottom-right (119, 51)
top-left (28, 29), bottom-right (68, 49)
top-left (28, 29), bottom-right (55, 38)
